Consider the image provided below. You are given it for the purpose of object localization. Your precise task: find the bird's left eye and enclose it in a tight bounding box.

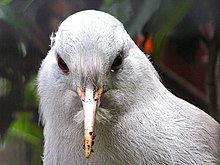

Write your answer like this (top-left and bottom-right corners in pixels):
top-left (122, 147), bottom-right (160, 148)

top-left (57, 55), bottom-right (69, 73)
top-left (111, 52), bottom-right (124, 72)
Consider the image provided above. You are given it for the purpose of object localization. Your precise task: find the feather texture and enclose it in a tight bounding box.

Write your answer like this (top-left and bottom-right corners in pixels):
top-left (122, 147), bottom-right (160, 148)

top-left (38, 10), bottom-right (220, 164)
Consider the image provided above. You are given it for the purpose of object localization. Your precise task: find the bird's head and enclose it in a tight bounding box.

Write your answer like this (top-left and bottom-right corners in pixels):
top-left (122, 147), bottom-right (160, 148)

top-left (38, 10), bottom-right (159, 159)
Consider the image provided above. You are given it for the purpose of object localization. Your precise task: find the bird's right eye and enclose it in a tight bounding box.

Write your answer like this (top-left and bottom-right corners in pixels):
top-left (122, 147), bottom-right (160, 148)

top-left (57, 55), bottom-right (69, 73)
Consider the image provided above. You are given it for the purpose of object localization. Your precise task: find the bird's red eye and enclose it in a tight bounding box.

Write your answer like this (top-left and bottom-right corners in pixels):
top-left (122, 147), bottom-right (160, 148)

top-left (57, 55), bottom-right (69, 73)
top-left (111, 52), bottom-right (124, 72)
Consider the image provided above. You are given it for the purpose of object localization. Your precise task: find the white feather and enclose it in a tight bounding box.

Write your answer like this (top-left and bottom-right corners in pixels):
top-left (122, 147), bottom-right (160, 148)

top-left (38, 10), bottom-right (220, 164)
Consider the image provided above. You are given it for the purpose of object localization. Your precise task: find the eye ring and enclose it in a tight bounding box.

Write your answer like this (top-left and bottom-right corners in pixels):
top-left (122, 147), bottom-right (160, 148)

top-left (111, 52), bottom-right (124, 72)
top-left (57, 55), bottom-right (69, 73)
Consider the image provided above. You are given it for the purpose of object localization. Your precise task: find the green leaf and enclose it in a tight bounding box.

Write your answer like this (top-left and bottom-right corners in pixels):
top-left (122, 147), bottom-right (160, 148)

top-left (8, 111), bottom-right (43, 165)
top-left (153, 0), bottom-right (194, 57)
top-left (8, 112), bottom-right (42, 146)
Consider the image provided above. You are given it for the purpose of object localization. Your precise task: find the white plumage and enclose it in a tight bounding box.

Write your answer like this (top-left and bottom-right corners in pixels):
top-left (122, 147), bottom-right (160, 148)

top-left (37, 10), bottom-right (220, 164)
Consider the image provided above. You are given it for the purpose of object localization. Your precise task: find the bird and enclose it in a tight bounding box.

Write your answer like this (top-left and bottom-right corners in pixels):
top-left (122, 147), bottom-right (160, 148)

top-left (37, 10), bottom-right (220, 165)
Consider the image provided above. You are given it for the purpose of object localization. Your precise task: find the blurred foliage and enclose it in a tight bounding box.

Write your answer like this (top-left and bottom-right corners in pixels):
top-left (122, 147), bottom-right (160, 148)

top-left (0, 3), bottom-right (40, 159)
top-left (0, 0), bottom-right (12, 5)
top-left (101, 0), bottom-right (161, 36)
top-left (127, 0), bottom-right (160, 36)
top-left (24, 75), bottom-right (39, 108)
top-left (101, 0), bottom-right (132, 25)
top-left (8, 112), bottom-right (42, 149)
top-left (7, 111), bottom-right (43, 165)
top-left (153, 0), bottom-right (194, 57)
top-left (1, 76), bottom-right (41, 164)
top-left (0, 78), bottom-right (11, 96)
top-left (100, 0), bottom-right (194, 58)
top-left (0, 4), bottom-right (30, 37)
